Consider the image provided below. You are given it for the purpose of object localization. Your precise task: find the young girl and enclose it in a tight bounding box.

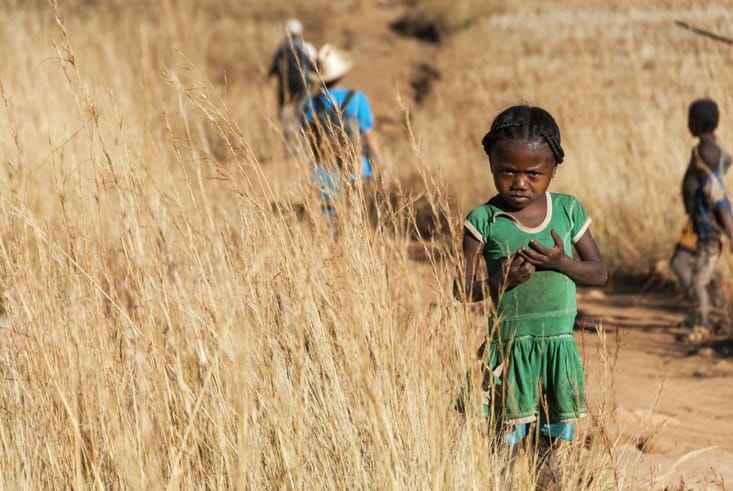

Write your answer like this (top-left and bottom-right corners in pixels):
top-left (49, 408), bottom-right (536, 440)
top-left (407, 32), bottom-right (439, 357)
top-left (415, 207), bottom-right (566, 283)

top-left (457, 105), bottom-right (607, 485)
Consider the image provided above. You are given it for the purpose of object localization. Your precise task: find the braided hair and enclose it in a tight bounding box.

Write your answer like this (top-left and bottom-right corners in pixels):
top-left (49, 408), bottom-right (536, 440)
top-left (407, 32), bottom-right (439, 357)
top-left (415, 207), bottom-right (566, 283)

top-left (481, 105), bottom-right (564, 164)
top-left (688, 99), bottom-right (718, 136)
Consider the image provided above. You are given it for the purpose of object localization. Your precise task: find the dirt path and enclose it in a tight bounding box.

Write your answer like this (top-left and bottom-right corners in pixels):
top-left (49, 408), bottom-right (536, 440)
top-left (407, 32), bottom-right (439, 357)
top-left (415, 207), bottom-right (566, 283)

top-left (578, 289), bottom-right (733, 488)
top-left (304, 1), bottom-right (440, 136)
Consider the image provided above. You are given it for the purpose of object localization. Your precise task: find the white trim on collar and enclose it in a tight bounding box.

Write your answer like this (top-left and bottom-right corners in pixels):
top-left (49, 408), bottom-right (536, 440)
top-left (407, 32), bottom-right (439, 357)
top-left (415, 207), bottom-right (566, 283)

top-left (492, 193), bottom-right (552, 234)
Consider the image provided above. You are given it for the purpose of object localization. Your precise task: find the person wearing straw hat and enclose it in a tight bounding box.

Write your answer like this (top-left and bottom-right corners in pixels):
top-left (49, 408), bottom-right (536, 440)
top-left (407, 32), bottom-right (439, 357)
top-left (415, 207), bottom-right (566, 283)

top-left (267, 19), bottom-right (317, 146)
top-left (301, 43), bottom-right (390, 219)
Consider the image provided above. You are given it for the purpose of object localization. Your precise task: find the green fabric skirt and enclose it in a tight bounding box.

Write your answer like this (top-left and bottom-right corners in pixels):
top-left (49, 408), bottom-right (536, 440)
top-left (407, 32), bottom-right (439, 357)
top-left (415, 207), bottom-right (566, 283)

top-left (481, 332), bottom-right (586, 424)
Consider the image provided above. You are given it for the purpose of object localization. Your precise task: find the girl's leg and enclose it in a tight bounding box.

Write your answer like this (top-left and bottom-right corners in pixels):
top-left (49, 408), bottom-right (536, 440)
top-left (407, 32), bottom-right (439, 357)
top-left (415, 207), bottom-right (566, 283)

top-left (536, 422), bottom-right (574, 490)
top-left (499, 422), bottom-right (529, 487)
top-left (503, 421), bottom-right (530, 446)
top-left (537, 334), bottom-right (582, 489)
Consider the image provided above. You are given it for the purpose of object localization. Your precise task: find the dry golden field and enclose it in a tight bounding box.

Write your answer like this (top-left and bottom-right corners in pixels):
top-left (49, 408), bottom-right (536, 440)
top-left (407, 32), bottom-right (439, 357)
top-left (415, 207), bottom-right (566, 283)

top-left (1, 0), bottom-right (732, 488)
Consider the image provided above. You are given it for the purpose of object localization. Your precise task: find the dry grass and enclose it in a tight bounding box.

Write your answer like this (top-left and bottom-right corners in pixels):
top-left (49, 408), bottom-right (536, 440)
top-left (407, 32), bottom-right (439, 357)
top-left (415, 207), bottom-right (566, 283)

top-left (0, 0), bottom-right (730, 488)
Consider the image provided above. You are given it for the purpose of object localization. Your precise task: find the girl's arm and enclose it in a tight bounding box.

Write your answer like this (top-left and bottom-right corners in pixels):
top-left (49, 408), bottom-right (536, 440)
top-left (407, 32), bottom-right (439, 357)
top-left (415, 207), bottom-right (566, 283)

top-left (519, 229), bottom-right (608, 286)
top-left (455, 230), bottom-right (535, 302)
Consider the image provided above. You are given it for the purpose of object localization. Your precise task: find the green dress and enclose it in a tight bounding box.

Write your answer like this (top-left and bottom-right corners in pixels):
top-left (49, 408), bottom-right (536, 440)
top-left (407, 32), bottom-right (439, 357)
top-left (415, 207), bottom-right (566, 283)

top-left (464, 192), bottom-right (590, 424)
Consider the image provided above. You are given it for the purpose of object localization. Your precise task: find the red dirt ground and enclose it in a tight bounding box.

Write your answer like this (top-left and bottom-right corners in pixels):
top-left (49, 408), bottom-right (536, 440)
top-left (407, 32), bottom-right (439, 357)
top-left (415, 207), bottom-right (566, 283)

top-left (578, 288), bottom-right (733, 488)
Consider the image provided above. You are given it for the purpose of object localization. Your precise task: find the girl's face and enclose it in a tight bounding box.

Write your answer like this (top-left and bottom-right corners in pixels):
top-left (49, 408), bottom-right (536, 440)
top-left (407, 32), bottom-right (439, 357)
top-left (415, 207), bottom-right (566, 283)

top-left (489, 139), bottom-right (556, 211)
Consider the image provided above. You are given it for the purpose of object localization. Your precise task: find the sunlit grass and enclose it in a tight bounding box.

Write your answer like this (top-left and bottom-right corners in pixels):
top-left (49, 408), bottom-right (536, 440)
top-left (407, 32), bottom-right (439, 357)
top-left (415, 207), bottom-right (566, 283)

top-left (0, 0), bottom-right (729, 487)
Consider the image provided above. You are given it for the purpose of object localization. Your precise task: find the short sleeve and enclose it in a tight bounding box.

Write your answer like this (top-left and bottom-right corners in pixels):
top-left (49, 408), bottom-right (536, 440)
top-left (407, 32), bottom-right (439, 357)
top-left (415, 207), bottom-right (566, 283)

top-left (350, 91), bottom-right (374, 133)
top-left (464, 205), bottom-right (491, 244)
top-left (568, 198), bottom-right (592, 243)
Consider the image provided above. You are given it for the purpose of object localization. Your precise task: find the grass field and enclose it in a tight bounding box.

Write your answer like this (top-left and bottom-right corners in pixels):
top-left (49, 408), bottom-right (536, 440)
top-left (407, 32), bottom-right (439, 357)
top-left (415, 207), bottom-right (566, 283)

top-left (0, 0), bottom-right (731, 488)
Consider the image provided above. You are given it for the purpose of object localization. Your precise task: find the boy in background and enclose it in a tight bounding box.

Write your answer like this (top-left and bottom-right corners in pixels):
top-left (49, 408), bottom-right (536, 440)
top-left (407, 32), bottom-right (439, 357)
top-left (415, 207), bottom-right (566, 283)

top-left (671, 98), bottom-right (733, 334)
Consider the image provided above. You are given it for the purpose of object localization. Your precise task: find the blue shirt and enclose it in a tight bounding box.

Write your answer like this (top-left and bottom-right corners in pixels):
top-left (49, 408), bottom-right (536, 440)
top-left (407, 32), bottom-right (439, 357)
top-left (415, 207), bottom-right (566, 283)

top-left (693, 169), bottom-right (732, 241)
top-left (302, 87), bottom-right (375, 177)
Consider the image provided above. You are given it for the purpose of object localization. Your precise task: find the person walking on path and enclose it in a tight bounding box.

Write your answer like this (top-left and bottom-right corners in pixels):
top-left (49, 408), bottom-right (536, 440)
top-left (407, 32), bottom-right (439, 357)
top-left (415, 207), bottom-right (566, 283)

top-left (301, 43), bottom-right (390, 222)
top-left (671, 98), bottom-right (733, 334)
top-left (267, 19), bottom-right (317, 146)
top-left (455, 105), bottom-right (607, 488)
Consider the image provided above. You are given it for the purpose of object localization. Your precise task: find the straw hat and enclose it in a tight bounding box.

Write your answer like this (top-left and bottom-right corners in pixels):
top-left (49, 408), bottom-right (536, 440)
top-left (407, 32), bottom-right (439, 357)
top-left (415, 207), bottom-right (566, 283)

top-left (313, 44), bottom-right (354, 83)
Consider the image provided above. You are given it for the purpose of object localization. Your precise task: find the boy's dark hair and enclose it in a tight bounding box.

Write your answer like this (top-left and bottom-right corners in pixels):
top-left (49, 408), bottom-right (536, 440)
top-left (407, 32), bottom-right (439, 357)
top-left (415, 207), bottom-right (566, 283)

top-left (481, 105), bottom-right (564, 164)
top-left (688, 99), bottom-right (719, 136)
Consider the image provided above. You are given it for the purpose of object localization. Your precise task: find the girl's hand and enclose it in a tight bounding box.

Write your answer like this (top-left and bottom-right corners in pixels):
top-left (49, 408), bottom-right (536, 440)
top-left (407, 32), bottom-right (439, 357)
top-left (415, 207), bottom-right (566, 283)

top-left (519, 229), bottom-right (569, 271)
top-left (502, 253), bottom-right (535, 288)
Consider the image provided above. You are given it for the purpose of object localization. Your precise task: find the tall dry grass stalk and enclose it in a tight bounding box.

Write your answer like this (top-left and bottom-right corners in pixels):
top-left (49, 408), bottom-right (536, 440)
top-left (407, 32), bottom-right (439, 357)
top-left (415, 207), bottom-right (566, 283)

top-left (0, 0), bottom-right (726, 488)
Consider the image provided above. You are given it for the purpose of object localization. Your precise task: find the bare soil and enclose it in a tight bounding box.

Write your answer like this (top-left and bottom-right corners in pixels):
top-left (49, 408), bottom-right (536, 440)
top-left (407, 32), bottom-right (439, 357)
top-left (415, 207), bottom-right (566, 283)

top-left (578, 288), bottom-right (733, 489)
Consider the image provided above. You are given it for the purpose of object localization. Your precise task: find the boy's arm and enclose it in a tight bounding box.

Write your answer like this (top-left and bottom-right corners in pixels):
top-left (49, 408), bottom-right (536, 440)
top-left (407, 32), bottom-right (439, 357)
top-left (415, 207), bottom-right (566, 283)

top-left (714, 200), bottom-right (733, 250)
top-left (681, 159), bottom-right (699, 216)
top-left (519, 229), bottom-right (608, 286)
top-left (701, 172), bottom-right (733, 248)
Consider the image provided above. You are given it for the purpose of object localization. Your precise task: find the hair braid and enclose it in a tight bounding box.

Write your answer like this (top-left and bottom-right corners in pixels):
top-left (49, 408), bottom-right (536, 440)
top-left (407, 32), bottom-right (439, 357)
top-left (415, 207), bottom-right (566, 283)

top-left (481, 120), bottom-right (523, 156)
top-left (482, 105), bottom-right (565, 165)
top-left (539, 130), bottom-right (564, 164)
